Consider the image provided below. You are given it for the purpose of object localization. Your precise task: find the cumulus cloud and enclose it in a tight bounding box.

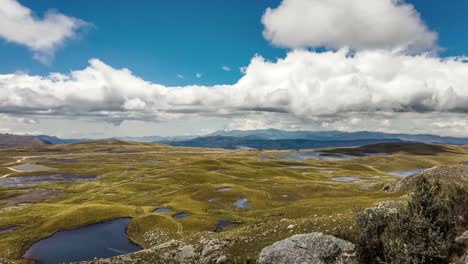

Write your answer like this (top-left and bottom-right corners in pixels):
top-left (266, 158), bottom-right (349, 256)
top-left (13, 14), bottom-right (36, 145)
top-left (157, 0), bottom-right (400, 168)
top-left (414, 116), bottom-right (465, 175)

top-left (222, 66), bottom-right (231, 72)
top-left (1, 50), bottom-right (468, 129)
top-left (262, 0), bottom-right (437, 52)
top-left (196, 73), bottom-right (203, 79)
top-left (0, 0), bottom-right (89, 63)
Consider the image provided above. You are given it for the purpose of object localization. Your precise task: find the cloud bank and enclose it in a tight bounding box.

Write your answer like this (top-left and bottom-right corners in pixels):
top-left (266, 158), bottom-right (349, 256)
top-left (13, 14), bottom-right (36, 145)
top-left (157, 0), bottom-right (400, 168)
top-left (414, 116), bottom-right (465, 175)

top-left (262, 0), bottom-right (437, 52)
top-left (1, 0), bottom-right (467, 137)
top-left (0, 0), bottom-right (89, 63)
top-left (1, 50), bottom-right (468, 125)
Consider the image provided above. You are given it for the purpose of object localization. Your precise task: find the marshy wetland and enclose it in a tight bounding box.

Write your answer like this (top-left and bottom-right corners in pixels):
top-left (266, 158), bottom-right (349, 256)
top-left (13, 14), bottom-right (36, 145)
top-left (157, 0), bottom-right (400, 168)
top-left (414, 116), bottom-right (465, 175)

top-left (1, 141), bottom-right (468, 263)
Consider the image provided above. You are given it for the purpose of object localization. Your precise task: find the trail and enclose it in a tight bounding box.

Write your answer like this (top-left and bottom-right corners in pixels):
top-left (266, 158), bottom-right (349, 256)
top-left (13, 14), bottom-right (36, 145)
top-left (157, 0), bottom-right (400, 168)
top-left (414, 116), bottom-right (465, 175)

top-left (1, 156), bottom-right (30, 178)
top-left (175, 222), bottom-right (184, 237)
top-left (6, 167), bottom-right (21, 173)
top-left (0, 173), bottom-right (11, 179)
top-left (3, 156), bottom-right (30, 166)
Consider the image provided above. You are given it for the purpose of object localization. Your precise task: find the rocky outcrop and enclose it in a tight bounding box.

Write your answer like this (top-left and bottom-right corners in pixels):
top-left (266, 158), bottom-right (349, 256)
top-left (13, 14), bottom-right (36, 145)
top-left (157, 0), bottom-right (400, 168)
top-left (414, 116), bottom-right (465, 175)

top-left (391, 165), bottom-right (468, 192)
top-left (75, 237), bottom-right (230, 264)
top-left (257, 232), bottom-right (357, 264)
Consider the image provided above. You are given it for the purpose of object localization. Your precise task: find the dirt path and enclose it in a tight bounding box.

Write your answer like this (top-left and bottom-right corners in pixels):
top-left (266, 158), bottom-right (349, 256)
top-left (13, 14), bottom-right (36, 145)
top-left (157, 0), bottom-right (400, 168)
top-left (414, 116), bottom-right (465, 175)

top-left (175, 222), bottom-right (184, 237)
top-left (0, 173), bottom-right (11, 179)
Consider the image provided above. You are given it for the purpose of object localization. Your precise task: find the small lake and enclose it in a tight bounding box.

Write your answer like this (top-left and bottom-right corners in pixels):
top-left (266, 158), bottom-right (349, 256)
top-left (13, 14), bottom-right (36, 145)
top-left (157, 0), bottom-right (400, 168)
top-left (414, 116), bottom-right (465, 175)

top-left (11, 164), bottom-right (52, 172)
top-left (388, 169), bottom-right (425, 177)
top-left (278, 151), bottom-right (357, 162)
top-left (154, 208), bottom-right (172, 213)
top-left (364, 153), bottom-right (388, 156)
top-left (464, 162), bottom-right (468, 166)
top-left (173, 213), bottom-right (190, 219)
top-left (23, 218), bottom-right (141, 264)
top-left (0, 226), bottom-right (17, 235)
top-left (208, 198), bottom-right (217, 203)
top-left (331, 177), bottom-right (361, 182)
top-left (217, 187), bottom-right (232, 192)
top-left (0, 174), bottom-right (98, 187)
top-left (52, 159), bottom-right (79, 164)
top-left (234, 198), bottom-right (249, 209)
top-left (286, 165), bottom-right (314, 169)
top-left (216, 220), bottom-right (239, 231)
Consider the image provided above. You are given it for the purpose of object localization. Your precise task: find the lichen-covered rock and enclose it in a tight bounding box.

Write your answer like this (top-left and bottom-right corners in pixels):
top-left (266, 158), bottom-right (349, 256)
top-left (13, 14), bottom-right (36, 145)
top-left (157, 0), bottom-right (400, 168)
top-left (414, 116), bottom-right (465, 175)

top-left (391, 165), bottom-right (468, 192)
top-left (257, 232), bottom-right (357, 264)
top-left (75, 237), bottom-right (231, 264)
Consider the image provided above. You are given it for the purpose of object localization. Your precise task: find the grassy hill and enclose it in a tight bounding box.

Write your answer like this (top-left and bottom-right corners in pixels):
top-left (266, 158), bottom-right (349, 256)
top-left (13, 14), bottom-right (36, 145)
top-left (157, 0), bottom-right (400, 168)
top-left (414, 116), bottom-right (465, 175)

top-left (0, 141), bottom-right (467, 263)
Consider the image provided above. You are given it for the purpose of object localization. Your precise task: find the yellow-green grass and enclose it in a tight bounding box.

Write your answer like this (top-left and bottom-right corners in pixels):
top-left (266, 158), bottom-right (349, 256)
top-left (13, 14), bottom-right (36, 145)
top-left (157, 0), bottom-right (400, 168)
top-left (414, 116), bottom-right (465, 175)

top-left (0, 141), bottom-right (467, 263)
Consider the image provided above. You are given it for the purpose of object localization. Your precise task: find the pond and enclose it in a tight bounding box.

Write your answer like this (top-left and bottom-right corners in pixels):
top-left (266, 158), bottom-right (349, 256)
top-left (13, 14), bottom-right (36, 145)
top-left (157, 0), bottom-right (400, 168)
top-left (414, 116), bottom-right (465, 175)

top-left (388, 168), bottom-right (425, 177)
top-left (154, 208), bottom-right (172, 213)
top-left (173, 213), bottom-right (190, 219)
top-left (215, 220), bottom-right (239, 231)
top-left (234, 198), bottom-right (249, 209)
top-left (51, 159), bottom-right (79, 164)
top-left (0, 174), bottom-right (98, 187)
top-left (286, 165), bottom-right (315, 169)
top-left (208, 198), bottom-right (217, 203)
top-left (11, 164), bottom-right (52, 172)
top-left (364, 153), bottom-right (388, 156)
top-left (217, 187), bottom-right (232, 192)
top-left (0, 226), bottom-right (17, 235)
top-left (23, 218), bottom-right (141, 264)
top-left (277, 151), bottom-right (357, 162)
top-left (331, 177), bottom-right (361, 182)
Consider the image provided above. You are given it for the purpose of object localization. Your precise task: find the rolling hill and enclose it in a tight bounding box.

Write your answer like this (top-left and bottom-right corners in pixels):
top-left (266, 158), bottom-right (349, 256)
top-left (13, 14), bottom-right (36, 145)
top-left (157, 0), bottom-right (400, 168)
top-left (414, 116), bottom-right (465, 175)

top-left (0, 134), bottom-right (51, 148)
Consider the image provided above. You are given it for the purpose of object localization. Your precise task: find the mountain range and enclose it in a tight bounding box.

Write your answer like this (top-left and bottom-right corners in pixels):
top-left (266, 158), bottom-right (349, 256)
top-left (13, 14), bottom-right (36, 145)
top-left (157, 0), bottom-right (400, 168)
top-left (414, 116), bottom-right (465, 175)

top-left (1, 129), bottom-right (467, 149)
top-left (205, 129), bottom-right (468, 144)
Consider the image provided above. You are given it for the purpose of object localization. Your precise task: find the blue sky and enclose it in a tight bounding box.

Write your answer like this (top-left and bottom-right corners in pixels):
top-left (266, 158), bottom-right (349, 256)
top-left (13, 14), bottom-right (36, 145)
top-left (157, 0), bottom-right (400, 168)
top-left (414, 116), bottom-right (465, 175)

top-left (2, 0), bottom-right (285, 86)
top-left (1, 0), bottom-right (468, 86)
top-left (1, 0), bottom-right (468, 138)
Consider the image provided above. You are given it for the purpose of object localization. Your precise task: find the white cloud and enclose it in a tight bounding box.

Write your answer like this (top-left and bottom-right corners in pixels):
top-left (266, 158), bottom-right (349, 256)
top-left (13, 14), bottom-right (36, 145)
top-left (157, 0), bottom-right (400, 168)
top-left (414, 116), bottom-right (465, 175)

top-left (226, 118), bottom-right (270, 131)
top-left (222, 66), bottom-right (231, 72)
top-left (196, 73), bottom-right (203, 79)
top-left (123, 98), bottom-right (146, 111)
top-left (176, 74), bottom-right (184, 79)
top-left (0, 0), bottom-right (89, 63)
top-left (262, 0), bottom-right (437, 52)
top-left (1, 49), bottom-right (468, 137)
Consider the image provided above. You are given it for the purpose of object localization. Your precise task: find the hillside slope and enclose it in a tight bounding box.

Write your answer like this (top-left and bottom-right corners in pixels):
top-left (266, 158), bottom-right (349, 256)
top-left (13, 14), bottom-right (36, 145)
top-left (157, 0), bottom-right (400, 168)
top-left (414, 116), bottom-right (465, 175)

top-left (0, 134), bottom-right (50, 148)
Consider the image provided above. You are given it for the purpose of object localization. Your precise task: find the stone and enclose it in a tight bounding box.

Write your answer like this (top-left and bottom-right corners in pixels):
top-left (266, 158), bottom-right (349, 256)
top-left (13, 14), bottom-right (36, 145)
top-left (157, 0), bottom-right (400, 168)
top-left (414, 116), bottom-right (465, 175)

top-left (216, 255), bottom-right (228, 263)
top-left (258, 232), bottom-right (357, 264)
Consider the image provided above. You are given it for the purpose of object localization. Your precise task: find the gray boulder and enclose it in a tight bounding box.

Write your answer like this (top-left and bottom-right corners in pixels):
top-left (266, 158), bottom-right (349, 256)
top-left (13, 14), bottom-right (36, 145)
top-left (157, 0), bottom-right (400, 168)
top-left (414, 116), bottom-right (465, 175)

top-left (258, 232), bottom-right (357, 264)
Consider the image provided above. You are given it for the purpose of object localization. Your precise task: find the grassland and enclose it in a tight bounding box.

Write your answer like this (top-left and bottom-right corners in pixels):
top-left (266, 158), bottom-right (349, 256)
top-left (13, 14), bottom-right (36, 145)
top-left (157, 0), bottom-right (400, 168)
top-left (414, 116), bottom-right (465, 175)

top-left (0, 141), bottom-right (467, 263)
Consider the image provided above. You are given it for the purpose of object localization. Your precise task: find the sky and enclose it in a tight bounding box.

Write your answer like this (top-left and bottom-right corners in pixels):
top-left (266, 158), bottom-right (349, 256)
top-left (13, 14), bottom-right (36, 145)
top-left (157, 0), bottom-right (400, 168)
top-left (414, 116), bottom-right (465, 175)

top-left (1, 0), bottom-right (468, 138)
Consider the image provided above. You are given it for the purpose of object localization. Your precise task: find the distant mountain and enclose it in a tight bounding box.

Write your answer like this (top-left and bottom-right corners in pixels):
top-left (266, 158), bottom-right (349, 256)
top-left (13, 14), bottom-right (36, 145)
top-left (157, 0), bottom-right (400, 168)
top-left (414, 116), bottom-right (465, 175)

top-left (161, 136), bottom-right (403, 150)
top-left (207, 129), bottom-right (468, 145)
top-left (115, 135), bottom-right (194, 143)
top-left (0, 134), bottom-right (51, 148)
top-left (36, 129), bottom-right (468, 148)
top-left (37, 135), bottom-right (196, 144)
top-left (37, 135), bottom-right (94, 145)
